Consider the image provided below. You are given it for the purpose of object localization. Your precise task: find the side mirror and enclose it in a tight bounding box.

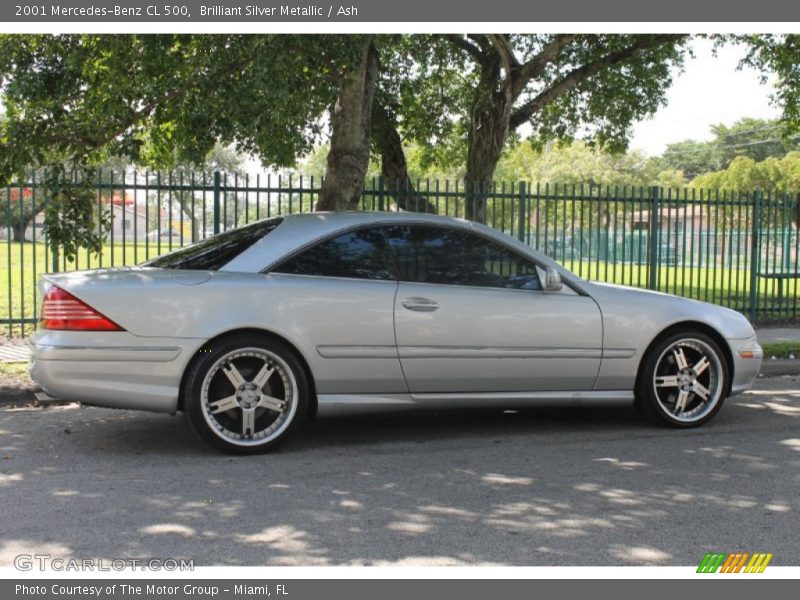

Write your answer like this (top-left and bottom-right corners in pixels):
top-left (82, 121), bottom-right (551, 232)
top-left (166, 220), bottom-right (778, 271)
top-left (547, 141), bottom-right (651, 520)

top-left (544, 266), bottom-right (563, 292)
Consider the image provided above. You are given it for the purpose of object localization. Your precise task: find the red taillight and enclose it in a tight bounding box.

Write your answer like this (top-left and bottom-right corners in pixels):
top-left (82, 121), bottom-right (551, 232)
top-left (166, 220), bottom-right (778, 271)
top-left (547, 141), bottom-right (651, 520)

top-left (40, 285), bottom-right (124, 331)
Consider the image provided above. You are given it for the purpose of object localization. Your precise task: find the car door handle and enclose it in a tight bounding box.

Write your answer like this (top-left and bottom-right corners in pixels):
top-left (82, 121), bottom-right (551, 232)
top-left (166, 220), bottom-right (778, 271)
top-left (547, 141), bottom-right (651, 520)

top-left (401, 297), bottom-right (439, 312)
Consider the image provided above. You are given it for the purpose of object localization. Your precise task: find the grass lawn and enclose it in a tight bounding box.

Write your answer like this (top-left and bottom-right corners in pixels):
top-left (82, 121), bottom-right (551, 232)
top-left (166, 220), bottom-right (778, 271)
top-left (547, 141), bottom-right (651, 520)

top-left (0, 361), bottom-right (32, 387)
top-left (561, 258), bottom-right (800, 307)
top-left (2, 240), bottom-right (800, 336)
top-left (760, 342), bottom-right (800, 359)
top-left (1, 240), bottom-right (175, 336)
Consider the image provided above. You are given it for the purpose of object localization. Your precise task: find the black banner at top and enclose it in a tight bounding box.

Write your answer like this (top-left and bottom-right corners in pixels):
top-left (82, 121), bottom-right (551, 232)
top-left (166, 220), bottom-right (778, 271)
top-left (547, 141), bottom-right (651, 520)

top-left (3, 0), bottom-right (800, 23)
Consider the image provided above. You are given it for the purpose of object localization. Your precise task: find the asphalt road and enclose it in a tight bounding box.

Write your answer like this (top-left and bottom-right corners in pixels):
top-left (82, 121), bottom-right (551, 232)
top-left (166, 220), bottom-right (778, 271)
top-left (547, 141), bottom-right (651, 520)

top-left (1, 377), bottom-right (798, 567)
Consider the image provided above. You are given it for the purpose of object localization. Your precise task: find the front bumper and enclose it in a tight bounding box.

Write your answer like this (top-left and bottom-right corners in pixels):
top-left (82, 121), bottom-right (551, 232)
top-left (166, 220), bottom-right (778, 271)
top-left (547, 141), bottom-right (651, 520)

top-left (728, 334), bottom-right (763, 396)
top-left (28, 330), bottom-right (203, 413)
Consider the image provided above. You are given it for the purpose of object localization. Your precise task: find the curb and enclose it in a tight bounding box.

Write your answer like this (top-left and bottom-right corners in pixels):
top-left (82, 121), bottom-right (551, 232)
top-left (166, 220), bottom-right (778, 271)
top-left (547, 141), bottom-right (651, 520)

top-left (758, 359), bottom-right (800, 378)
top-left (0, 384), bottom-right (41, 407)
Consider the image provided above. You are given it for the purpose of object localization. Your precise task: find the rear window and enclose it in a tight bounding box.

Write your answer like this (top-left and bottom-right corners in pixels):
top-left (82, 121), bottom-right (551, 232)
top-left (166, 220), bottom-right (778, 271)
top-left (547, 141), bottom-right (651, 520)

top-left (143, 218), bottom-right (283, 270)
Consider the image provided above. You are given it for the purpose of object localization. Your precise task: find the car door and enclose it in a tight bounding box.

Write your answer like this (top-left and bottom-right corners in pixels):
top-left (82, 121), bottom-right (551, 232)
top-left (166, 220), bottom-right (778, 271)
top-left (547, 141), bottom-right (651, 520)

top-left (385, 224), bottom-right (603, 393)
top-left (269, 226), bottom-right (405, 395)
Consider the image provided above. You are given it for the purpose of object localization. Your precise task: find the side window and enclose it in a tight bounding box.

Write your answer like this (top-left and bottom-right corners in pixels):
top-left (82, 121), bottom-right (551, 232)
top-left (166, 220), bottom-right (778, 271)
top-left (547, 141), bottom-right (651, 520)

top-left (273, 227), bottom-right (394, 281)
top-left (144, 217), bottom-right (283, 270)
top-left (383, 225), bottom-right (541, 290)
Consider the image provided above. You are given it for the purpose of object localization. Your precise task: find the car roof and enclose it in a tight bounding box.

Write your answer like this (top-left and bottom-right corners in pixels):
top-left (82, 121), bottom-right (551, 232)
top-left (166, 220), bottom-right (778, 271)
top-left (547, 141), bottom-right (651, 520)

top-left (278, 211), bottom-right (472, 226)
top-left (221, 212), bottom-right (471, 273)
top-left (221, 210), bottom-right (571, 279)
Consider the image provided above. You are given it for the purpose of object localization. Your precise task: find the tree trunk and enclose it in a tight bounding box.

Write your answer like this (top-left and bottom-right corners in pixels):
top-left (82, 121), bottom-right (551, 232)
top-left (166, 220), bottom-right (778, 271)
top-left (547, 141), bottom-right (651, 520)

top-left (12, 220), bottom-right (27, 242)
top-left (315, 37), bottom-right (378, 211)
top-left (464, 60), bottom-right (514, 223)
top-left (372, 104), bottom-right (437, 213)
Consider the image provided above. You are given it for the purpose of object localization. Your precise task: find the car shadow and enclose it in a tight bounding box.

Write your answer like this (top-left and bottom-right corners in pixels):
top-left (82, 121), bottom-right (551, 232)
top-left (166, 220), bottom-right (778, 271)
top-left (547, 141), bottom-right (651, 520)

top-left (64, 403), bottom-right (659, 457)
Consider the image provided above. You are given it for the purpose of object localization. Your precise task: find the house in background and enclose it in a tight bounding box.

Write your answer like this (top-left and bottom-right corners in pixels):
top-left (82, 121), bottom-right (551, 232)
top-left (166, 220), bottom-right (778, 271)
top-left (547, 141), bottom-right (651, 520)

top-left (23, 191), bottom-right (147, 242)
top-left (630, 204), bottom-right (709, 233)
top-left (22, 191), bottom-right (194, 244)
top-left (102, 191), bottom-right (148, 242)
top-left (21, 218), bottom-right (44, 241)
top-left (1, 187), bottom-right (35, 241)
top-left (106, 202), bottom-right (149, 242)
top-left (152, 206), bottom-right (197, 243)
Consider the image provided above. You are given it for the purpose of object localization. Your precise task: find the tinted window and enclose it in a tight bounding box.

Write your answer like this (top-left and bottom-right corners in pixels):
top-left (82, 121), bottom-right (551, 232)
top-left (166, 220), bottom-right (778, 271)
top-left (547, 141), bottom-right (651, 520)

top-left (273, 227), bottom-right (394, 281)
top-left (143, 218), bottom-right (283, 271)
top-left (383, 225), bottom-right (541, 290)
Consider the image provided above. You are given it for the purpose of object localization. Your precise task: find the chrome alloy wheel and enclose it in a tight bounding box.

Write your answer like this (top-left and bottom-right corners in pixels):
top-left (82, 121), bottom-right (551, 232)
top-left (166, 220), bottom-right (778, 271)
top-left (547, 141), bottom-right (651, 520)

top-left (199, 347), bottom-right (298, 447)
top-left (652, 338), bottom-right (723, 423)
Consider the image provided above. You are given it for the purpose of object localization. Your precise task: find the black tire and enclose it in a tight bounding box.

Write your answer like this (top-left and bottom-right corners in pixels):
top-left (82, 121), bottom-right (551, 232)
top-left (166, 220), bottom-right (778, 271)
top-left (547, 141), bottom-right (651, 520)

top-left (636, 329), bottom-right (729, 428)
top-left (183, 334), bottom-right (310, 454)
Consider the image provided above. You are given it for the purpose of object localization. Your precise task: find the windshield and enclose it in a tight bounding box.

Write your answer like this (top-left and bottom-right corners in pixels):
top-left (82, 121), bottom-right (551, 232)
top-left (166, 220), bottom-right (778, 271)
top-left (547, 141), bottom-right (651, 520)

top-left (142, 217), bottom-right (283, 270)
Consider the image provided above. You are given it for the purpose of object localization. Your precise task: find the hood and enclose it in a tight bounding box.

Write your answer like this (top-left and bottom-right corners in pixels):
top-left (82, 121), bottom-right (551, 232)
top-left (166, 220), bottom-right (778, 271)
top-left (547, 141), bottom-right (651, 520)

top-left (586, 280), bottom-right (756, 340)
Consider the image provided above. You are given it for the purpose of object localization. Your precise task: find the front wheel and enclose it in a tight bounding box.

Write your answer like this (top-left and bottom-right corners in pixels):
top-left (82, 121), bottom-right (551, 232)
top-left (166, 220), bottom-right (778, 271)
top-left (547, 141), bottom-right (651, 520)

top-left (184, 335), bottom-right (310, 453)
top-left (636, 331), bottom-right (729, 427)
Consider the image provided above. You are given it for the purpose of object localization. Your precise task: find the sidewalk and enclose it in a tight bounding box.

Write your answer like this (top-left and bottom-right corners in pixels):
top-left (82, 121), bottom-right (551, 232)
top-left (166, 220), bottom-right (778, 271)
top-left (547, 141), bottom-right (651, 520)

top-left (755, 327), bottom-right (800, 345)
top-left (0, 342), bottom-right (28, 362)
top-left (0, 337), bottom-right (36, 405)
top-left (740, 326), bottom-right (800, 377)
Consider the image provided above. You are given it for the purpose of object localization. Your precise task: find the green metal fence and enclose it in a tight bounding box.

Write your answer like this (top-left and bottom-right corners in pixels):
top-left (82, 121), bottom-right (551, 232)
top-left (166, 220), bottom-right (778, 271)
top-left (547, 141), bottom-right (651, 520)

top-left (3, 171), bottom-right (800, 335)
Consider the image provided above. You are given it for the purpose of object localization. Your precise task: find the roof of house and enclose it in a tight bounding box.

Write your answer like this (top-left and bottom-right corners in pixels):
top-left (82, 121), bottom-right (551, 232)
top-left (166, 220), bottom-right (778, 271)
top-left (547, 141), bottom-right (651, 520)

top-left (631, 204), bottom-right (708, 220)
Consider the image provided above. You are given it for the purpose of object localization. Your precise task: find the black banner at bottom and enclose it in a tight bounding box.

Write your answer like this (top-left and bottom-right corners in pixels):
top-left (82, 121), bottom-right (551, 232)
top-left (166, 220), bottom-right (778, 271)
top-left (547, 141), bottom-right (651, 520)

top-left (3, 579), bottom-right (798, 600)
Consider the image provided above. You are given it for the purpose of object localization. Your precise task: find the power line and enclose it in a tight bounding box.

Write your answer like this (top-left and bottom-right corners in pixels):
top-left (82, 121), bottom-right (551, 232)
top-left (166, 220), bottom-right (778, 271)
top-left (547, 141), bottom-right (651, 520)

top-left (717, 134), bottom-right (800, 150)
top-left (717, 123), bottom-right (784, 139)
top-left (662, 132), bottom-right (799, 154)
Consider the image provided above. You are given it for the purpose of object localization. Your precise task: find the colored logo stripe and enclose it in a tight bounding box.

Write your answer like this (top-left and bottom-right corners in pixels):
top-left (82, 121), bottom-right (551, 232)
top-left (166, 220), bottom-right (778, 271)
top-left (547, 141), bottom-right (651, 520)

top-left (697, 552), bottom-right (772, 573)
top-left (697, 553), bottom-right (726, 573)
top-left (745, 553), bottom-right (773, 573)
top-left (720, 553), bottom-right (749, 573)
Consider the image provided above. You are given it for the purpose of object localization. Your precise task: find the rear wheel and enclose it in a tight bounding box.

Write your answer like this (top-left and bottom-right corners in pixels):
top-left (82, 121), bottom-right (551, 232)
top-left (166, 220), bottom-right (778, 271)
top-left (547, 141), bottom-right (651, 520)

top-left (636, 330), bottom-right (728, 427)
top-left (184, 335), bottom-right (309, 453)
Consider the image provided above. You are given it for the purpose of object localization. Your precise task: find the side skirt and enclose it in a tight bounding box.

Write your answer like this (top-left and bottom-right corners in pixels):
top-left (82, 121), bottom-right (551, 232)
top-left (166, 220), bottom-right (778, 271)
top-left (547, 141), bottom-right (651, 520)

top-left (316, 390), bottom-right (635, 417)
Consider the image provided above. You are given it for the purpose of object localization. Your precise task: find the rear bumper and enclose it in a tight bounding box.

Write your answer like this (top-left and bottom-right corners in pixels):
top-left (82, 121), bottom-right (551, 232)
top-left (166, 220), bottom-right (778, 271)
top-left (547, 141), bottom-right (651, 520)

top-left (28, 330), bottom-right (202, 413)
top-left (728, 334), bottom-right (763, 396)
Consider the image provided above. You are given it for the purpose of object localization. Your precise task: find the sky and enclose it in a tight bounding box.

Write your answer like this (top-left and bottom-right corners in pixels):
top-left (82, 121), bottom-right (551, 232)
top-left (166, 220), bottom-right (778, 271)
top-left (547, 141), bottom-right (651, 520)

top-left (628, 38), bottom-right (780, 156)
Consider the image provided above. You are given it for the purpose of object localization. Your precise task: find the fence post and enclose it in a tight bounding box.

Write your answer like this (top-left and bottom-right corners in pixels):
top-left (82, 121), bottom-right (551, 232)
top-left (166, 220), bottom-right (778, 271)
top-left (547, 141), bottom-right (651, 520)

top-left (48, 175), bottom-right (59, 273)
top-left (378, 176), bottom-right (386, 211)
top-left (648, 186), bottom-right (660, 290)
top-left (213, 171), bottom-right (221, 235)
top-left (517, 181), bottom-right (527, 243)
top-left (749, 191), bottom-right (762, 321)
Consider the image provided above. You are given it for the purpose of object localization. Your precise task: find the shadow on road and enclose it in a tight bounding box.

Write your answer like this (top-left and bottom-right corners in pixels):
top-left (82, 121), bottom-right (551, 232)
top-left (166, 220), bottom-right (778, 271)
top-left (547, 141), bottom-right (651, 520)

top-left (0, 384), bottom-right (798, 567)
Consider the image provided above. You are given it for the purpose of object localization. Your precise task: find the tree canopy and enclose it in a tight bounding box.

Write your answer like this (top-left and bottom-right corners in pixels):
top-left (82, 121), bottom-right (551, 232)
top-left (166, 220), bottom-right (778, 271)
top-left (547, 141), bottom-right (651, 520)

top-left (0, 35), bottom-right (358, 175)
top-left (655, 118), bottom-right (800, 179)
top-left (692, 152), bottom-right (800, 193)
top-left (370, 34), bottom-right (691, 219)
top-left (494, 141), bottom-right (686, 190)
top-left (0, 34), bottom-right (360, 251)
top-left (2, 32), bottom-right (800, 254)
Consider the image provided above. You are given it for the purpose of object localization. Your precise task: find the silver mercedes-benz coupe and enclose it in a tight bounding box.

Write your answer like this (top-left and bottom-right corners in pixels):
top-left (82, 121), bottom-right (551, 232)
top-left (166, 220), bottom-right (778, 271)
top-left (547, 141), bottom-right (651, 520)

top-left (29, 212), bottom-right (762, 453)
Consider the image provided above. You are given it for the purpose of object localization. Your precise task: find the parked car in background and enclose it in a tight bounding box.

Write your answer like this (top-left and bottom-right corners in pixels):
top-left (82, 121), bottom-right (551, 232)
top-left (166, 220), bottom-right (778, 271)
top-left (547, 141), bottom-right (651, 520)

top-left (29, 212), bottom-right (762, 453)
top-left (146, 228), bottom-right (182, 243)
